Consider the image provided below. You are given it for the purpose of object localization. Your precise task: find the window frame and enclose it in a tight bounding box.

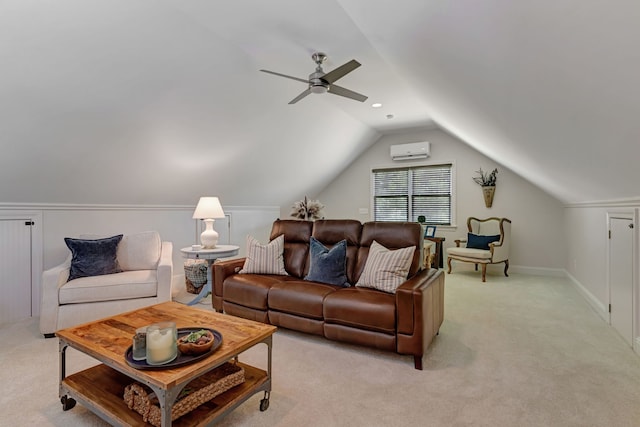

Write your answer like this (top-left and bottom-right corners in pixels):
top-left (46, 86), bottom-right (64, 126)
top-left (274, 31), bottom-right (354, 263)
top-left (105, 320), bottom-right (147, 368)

top-left (370, 161), bottom-right (457, 229)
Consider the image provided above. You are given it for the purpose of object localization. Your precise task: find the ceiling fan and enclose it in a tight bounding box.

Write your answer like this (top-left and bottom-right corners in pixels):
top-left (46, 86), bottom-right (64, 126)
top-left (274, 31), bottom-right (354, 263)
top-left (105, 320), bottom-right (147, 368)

top-left (260, 52), bottom-right (368, 104)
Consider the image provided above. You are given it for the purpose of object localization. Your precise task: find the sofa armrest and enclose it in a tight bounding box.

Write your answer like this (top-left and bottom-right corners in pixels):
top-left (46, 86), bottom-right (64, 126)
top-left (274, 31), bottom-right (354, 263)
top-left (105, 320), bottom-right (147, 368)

top-left (39, 257), bottom-right (71, 335)
top-left (156, 241), bottom-right (173, 302)
top-left (395, 268), bottom-right (445, 366)
top-left (396, 268), bottom-right (442, 335)
top-left (212, 258), bottom-right (246, 310)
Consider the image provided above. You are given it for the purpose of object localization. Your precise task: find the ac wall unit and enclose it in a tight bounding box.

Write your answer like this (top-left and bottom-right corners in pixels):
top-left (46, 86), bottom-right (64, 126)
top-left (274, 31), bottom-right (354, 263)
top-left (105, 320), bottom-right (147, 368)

top-left (390, 141), bottom-right (430, 161)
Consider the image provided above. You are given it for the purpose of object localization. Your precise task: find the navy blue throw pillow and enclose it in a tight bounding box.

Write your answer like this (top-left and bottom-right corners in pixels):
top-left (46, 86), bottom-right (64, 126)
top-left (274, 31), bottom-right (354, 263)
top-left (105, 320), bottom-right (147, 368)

top-left (65, 234), bottom-right (123, 281)
top-left (466, 233), bottom-right (500, 250)
top-left (304, 237), bottom-right (349, 287)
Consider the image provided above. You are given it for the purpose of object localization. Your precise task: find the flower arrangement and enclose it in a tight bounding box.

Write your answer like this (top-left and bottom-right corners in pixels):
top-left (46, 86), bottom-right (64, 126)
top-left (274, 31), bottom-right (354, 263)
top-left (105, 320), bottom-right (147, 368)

top-left (290, 196), bottom-right (324, 220)
top-left (472, 167), bottom-right (498, 186)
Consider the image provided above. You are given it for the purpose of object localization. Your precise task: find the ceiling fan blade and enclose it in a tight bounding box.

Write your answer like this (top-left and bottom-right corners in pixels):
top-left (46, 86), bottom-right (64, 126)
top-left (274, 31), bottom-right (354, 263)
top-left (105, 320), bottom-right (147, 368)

top-left (327, 84), bottom-right (368, 102)
top-left (289, 88), bottom-right (312, 104)
top-left (260, 69), bottom-right (309, 84)
top-left (322, 59), bottom-right (361, 84)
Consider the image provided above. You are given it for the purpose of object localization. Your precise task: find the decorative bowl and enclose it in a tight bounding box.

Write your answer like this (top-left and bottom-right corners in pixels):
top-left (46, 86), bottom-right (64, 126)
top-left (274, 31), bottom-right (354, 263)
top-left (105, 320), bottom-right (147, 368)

top-left (177, 329), bottom-right (215, 356)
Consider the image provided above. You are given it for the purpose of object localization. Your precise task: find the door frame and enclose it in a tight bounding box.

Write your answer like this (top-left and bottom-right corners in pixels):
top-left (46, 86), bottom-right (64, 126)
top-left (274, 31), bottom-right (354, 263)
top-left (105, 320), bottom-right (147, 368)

top-left (606, 209), bottom-right (639, 352)
top-left (0, 210), bottom-right (43, 317)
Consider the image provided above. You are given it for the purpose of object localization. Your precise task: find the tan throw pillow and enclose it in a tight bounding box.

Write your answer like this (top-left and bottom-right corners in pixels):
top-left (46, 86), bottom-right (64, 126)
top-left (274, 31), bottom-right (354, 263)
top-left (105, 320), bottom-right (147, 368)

top-left (239, 234), bottom-right (288, 275)
top-left (355, 240), bottom-right (415, 293)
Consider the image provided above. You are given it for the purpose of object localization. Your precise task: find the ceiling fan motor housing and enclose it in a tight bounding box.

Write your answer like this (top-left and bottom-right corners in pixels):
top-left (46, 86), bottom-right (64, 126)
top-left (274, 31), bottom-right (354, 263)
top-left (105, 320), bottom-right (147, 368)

top-left (309, 71), bottom-right (329, 94)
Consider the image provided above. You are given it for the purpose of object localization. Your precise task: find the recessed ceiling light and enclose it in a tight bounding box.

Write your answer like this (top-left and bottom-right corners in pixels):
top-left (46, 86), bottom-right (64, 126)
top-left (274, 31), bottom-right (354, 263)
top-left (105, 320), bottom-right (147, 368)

top-left (371, 103), bottom-right (383, 108)
top-left (386, 114), bottom-right (394, 119)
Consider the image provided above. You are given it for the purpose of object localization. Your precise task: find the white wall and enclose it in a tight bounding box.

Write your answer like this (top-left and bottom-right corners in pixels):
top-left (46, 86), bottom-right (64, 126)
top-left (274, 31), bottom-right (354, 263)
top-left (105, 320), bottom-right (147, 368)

top-left (564, 203), bottom-right (640, 352)
top-left (311, 128), bottom-right (566, 274)
top-left (41, 205), bottom-right (278, 270)
top-left (0, 203), bottom-right (279, 317)
top-left (564, 206), bottom-right (610, 312)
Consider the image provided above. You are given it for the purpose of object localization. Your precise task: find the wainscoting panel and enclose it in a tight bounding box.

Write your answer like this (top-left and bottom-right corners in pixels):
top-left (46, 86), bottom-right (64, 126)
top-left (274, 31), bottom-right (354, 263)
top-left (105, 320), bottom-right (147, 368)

top-left (0, 219), bottom-right (32, 324)
top-left (0, 204), bottom-right (280, 320)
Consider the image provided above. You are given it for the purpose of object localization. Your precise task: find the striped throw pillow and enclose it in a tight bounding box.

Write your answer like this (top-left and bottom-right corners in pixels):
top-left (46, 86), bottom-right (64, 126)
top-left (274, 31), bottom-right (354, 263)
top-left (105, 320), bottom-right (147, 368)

top-left (355, 240), bottom-right (415, 293)
top-left (239, 234), bottom-right (288, 275)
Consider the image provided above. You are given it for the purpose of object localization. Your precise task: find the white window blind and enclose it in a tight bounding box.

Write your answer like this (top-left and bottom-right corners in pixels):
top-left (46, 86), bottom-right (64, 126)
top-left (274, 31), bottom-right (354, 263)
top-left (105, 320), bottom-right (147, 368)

top-left (373, 164), bottom-right (452, 225)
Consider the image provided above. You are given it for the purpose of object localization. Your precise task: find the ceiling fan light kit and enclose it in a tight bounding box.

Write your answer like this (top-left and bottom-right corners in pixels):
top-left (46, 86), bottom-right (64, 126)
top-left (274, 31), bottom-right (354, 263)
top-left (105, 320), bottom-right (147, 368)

top-left (260, 52), bottom-right (368, 104)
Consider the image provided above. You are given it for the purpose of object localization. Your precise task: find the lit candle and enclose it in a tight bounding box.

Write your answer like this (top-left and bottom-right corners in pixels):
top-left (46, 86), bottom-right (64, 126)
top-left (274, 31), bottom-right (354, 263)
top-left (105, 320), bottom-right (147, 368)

top-left (145, 322), bottom-right (177, 365)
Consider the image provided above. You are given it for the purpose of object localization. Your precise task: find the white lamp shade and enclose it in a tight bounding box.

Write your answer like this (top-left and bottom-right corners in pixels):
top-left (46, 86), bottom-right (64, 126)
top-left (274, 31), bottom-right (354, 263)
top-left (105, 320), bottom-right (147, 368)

top-left (192, 197), bottom-right (225, 219)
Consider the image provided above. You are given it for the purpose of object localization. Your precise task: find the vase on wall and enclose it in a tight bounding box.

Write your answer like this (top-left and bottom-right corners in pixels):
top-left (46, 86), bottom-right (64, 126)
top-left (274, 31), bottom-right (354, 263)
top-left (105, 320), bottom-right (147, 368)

top-left (482, 186), bottom-right (496, 208)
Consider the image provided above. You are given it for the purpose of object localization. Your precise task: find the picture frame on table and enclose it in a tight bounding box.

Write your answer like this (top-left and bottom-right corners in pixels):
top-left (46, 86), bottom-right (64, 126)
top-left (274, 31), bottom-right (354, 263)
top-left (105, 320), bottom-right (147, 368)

top-left (425, 226), bottom-right (437, 238)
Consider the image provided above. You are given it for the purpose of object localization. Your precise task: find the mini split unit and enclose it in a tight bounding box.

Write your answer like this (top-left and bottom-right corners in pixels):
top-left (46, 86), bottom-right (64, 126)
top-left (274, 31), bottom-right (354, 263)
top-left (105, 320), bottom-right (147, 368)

top-left (390, 141), bottom-right (430, 161)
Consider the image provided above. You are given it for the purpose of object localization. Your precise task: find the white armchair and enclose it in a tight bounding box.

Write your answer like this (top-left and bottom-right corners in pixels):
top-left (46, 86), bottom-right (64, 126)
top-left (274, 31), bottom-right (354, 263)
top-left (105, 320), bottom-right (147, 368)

top-left (447, 217), bottom-right (511, 282)
top-left (40, 231), bottom-right (173, 337)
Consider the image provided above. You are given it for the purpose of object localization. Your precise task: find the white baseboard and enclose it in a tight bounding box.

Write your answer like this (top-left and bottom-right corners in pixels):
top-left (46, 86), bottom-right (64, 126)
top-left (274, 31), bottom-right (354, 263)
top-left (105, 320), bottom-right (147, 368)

top-left (509, 265), bottom-right (566, 277)
top-left (564, 270), bottom-right (609, 322)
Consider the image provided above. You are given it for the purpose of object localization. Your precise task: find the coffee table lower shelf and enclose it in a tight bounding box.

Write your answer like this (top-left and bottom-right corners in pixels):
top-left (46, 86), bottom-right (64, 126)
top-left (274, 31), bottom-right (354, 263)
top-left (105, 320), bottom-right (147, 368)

top-left (61, 362), bottom-right (268, 426)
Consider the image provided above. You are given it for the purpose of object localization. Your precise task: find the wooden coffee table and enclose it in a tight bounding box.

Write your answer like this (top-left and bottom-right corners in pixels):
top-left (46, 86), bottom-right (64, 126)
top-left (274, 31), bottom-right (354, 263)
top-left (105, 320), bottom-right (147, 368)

top-left (56, 301), bottom-right (277, 426)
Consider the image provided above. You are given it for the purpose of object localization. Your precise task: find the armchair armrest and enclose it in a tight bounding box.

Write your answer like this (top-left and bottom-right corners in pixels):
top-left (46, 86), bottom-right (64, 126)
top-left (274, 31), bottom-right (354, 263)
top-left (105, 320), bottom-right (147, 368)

top-left (489, 239), bottom-right (508, 262)
top-left (156, 241), bottom-right (173, 302)
top-left (39, 256), bottom-right (71, 335)
top-left (213, 258), bottom-right (246, 311)
top-left (454, 239), bottom-right (467, 247)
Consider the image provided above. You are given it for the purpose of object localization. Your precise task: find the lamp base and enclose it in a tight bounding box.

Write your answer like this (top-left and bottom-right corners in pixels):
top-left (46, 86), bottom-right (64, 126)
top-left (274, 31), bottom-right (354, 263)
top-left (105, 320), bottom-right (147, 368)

top-left (200, 219), bottom-right (219, 249)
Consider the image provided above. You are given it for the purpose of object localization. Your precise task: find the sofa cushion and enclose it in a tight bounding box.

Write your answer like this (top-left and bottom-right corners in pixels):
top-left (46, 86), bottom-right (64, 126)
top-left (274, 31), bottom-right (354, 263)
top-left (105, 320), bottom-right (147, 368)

top-left (59, 270), bottom-right (157, 304)
top-left (447, 247), bottom-right (493, 260)
top-left (355, 240), bottom-right (415, 294)
top-left (268, 280), bottom-right (340, 320)
top-left (239, 234), bottom-right (288, 275)
top-left (356, 222), bottom-right (423, 282)
top-left (65, 234), bottom-right (123, 281)
top-left (117, 231), bottom-right (161, 271)
top-left (270, 220), bottom-right (313, 278)
top-left (304, 237), bottom-right (348, 286)
top-left (223, 274), bottom-right (284, 310)
top-left (323, 287), bottom-right (396, 334)
top-left (466, 233), bottom-right (500, 250)
top-left (312, 219), bottom-right (362, 284)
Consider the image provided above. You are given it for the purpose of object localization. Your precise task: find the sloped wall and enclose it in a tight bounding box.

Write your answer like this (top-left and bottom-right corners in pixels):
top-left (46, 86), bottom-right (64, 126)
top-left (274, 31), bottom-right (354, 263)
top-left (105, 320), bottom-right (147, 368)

top-left (314, 128), bottom-right (566, 273)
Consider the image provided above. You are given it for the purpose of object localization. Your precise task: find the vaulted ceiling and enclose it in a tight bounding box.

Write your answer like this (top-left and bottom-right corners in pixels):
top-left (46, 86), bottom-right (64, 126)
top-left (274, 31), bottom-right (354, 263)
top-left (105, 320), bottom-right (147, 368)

top-left (1, 1), bottom-right (638, 207)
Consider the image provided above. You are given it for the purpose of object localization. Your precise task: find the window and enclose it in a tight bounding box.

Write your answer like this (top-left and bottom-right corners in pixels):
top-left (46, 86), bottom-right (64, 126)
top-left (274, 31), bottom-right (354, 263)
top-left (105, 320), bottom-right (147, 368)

top-left (372, 164), bottom-right (453, 225)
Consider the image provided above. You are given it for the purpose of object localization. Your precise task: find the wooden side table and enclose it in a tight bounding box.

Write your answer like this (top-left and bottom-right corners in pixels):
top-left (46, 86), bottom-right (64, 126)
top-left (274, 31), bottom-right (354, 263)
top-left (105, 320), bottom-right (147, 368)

top-left (425, 237), bottom-right (445, 268)
top-left (180, 245), bottom-right (239, 306)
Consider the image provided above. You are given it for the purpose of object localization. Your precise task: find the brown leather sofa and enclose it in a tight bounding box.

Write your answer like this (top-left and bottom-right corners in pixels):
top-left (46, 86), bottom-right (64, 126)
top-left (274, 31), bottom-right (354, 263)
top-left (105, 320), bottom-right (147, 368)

top-left (213, 219), bottom-right (445, 369)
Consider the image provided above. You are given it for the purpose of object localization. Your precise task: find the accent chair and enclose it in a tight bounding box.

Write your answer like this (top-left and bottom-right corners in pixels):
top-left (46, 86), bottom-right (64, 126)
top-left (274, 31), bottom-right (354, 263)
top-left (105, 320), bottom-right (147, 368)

top-left (447, 217), bottom-right (511, 282)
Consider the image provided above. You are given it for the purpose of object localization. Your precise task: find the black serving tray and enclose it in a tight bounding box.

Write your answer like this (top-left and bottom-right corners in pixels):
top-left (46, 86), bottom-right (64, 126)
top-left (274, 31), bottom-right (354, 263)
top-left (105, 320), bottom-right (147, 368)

top-left (125, 327), bottom-right (222, 370)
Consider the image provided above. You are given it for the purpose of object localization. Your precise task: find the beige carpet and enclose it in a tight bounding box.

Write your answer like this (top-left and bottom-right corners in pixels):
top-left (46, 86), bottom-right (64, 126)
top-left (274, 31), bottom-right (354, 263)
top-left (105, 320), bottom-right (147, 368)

top-left (2, 272), bottom-right (640, 426)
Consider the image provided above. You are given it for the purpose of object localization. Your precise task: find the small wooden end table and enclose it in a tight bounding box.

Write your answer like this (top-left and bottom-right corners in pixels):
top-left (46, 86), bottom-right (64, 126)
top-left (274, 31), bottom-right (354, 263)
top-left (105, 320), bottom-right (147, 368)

top-left (56, 301), bottom-right (276, 426)
top-left (425, 237), bottom-right (445, 268)
top-left (181, 245), bottom-right (239, 306)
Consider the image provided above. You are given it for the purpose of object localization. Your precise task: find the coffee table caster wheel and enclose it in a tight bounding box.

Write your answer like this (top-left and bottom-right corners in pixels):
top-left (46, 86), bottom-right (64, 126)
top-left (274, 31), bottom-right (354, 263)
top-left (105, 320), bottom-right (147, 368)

top-left (260, 398), bottom-right (269, 411)
top-left (61, 395), bottom-right (76, 411)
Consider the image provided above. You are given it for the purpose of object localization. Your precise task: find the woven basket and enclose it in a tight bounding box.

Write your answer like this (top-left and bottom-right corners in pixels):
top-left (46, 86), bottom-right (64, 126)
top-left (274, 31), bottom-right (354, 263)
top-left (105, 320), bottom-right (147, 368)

top-left (184, 260), bottom-right (208, 294)
top-left (185, 278), bottom-right (199, 294)
top-left (124, 362), bottom-right (244, 426)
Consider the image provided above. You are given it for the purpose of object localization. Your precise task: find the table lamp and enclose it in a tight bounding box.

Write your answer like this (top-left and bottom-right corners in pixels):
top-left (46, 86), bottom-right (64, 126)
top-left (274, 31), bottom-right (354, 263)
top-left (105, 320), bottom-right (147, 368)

top-left (192, 196), bottom-right (226, 248)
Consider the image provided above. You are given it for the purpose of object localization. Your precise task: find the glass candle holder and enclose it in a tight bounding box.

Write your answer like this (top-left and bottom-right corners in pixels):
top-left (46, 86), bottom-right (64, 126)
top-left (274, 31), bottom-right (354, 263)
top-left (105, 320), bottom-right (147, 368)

top-left (132, 327), bottom-right (148, 361)
top-left (145, 321), bottom-right (177, 365)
